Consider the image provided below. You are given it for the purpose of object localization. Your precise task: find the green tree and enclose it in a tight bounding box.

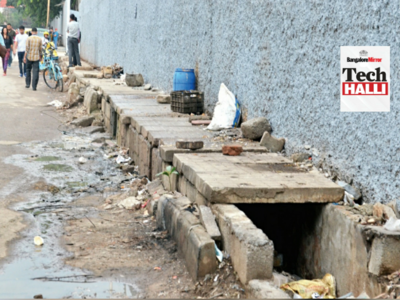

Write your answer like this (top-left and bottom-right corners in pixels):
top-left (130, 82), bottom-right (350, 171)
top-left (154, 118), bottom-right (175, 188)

top-left (7, 0), bottom-right (63, 27)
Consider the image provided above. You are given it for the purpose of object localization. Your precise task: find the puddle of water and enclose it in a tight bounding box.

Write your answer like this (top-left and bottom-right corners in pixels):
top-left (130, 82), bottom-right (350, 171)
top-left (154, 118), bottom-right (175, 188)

top-left (43, 164), bottom-right (74, 172)
top-left (34, 156), bottom-right (61, 162)
top-left (0, 134), bottom-right (140, 299)
top-left (0, 256), bottom-right (139, 299)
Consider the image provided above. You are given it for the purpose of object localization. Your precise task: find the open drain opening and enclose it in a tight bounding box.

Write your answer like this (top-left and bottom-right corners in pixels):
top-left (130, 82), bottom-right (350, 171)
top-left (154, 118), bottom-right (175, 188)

top-left (236, 203), bottom-right (325, 278)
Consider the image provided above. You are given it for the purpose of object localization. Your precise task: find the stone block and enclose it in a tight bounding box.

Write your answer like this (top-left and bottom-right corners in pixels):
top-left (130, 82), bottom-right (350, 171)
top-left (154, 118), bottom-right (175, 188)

top-left (213, 204), bottom-right (274, 284)
top-left (147, 199), bottom-right (158, 216)
top-left (241, 117), bottom-right (272, 140)
top-left (368, 229), bottom-right (400, 276)
top-left (291, 152), bottom-right (310, 162)
top-left (157, 94), bottom-right (171, 104)
top-left (178, 175), bottom-right (188, 196)
top-left (222, 144), bottom-right (243, 156)
top-left (138, 134), bottom-right (151, 178)
top-left (68, 82), bottom-right (80, 103)
top-left (161, 197), bottom-right (217, 280)
top-left (199, 205), bottom-right (221, 241)
top-left (260, 132), bottom-right (285, 152)
top-left (105, 101), bottom-right (111, 120)
top-left (151, 148), bottom-right (163, 180)
top-left (186, 181), bottom-right (198, 203)
top-left (247, 280), bottom-right (290, 299)
top-left (126, 73), bottom-right (144, 87)
top-left (118, 124), bottom-right (129, 147)
top-left (71, 116), bottom-right (95, 127)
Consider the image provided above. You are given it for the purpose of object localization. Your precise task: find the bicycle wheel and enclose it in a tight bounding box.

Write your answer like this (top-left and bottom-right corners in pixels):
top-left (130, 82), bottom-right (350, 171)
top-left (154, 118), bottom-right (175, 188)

top-left (43, 67), bottom-right (58, 89)
top-left (56, 78), bottom-right (64, 92)
top-left (55, 65), bottom-right (64, 92)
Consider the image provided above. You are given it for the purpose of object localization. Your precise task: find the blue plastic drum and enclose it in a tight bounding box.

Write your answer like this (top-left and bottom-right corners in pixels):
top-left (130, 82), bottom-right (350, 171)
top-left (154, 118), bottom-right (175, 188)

top-left (173, 68), bottom-right (196, 91)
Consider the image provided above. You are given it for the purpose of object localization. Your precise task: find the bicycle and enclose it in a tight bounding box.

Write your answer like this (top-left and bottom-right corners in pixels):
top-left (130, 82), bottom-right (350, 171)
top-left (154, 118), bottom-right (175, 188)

top-left (40, 42), bottom-right (63, 92)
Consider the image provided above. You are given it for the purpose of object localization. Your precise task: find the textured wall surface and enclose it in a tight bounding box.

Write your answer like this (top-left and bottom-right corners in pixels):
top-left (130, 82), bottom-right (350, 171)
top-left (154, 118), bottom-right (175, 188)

top-left (79, 0), bottom-right (400, 204)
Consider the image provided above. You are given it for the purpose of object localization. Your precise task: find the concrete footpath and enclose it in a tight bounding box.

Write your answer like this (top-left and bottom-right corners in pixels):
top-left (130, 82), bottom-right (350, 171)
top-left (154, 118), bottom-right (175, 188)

top-left (66, 66), bottom-right (398, 298)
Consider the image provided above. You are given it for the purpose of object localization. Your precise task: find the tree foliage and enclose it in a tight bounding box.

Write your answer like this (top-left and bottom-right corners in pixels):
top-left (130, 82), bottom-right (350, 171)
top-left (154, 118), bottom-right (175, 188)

top-left (7, 0), bottom-right (63, 27)
top-left (0, 8), bottom-right (33, 28)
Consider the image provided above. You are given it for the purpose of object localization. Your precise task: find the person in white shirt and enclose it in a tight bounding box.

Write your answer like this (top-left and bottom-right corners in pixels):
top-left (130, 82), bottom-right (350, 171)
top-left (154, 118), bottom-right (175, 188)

top-left (66, 14), bottom-right (81, 67)
top-left (14, 25), bottom-right (28, 77)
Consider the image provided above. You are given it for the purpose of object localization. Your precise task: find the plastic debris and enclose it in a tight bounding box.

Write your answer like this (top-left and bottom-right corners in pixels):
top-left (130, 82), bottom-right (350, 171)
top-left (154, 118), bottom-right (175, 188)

top-left (280, 273), bottom-right (336, 299)
top-left (116, 155), bottom-right (130, 164)
top-left (34, 236), bottom-right (44, 246)
top-left (207, 83), bottom-right (241, 131)
top-left (343, 191), bottom-right (355, 207)
top-left (357, 291), bottom-right (370, 299)
top-left (47, 100), bottom-right (63, 108)
top-left (384, 217), bottom-right (400, 232)
top-left (78, 157), bottom-right (87, 164)
top-left (154, 267), bottom-right (161, 271)
top-left (338, 292), bottom-right (354, 299)
top-left (293, 293), bottom-right (303, 299)
top-left (215, 244), bottom-right (224, 263)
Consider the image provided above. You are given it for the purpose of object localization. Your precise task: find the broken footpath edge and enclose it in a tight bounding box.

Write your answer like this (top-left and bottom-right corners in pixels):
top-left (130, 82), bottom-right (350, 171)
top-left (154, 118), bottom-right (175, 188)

top-left (156, 195), bottom-right (217, 281)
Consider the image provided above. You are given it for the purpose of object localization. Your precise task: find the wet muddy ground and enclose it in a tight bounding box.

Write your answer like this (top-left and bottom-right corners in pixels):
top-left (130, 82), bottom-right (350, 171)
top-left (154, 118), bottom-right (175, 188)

top-left (0, 123), bottom-right (245, 299)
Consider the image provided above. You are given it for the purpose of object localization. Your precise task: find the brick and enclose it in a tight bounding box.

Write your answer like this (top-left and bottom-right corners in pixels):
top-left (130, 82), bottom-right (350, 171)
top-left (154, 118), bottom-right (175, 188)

top-left (199, 205), bottom-right (221, 241)
top-left (191, 120), bottom-right (211, 126)
top-left (222, 144), bottom-right (243, 156)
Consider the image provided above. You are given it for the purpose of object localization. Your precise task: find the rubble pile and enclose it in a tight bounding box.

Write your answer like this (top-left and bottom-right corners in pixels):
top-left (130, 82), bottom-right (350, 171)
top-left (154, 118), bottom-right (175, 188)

top-left (342, 200), bottom-right (399, 227)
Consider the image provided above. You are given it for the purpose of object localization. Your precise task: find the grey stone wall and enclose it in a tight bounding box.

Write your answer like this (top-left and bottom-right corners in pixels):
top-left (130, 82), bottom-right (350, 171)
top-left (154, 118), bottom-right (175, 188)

top-left (79, 0), bottom-right (400, 204)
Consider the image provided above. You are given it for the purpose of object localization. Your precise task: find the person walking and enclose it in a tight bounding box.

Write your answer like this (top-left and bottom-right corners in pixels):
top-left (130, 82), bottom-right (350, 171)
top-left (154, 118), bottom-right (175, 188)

top-left (14, 25), bottom-right (28, 78)
top-left (67, 14), bottom-right (81, 67)
top-left (7, 24), bottom-right (15, 67)
top-left (0, 34), bottom-right (6, 60)
top-left (24, 28), bottom-right (42, 91)
top-left (53, 28), bottom-right (59, 49)
top-left (1, 27), bottom-right (13, 76)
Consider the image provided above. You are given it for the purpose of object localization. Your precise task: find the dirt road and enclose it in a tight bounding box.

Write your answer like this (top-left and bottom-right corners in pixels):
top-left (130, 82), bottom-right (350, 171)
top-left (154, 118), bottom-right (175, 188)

top-left (0, 60), bottom-right (61, 261)
top-left (0, 60), bottom-right (245, 299)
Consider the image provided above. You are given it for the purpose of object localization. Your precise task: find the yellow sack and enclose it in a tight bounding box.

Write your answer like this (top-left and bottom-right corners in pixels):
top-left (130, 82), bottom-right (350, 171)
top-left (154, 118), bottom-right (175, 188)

top-left (280, 273), bottom-right (336, 299)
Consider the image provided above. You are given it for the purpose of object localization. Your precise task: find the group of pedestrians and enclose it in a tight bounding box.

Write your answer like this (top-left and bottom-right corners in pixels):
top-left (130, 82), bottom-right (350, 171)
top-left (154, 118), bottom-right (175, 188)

top-left (0, 13), bottom-right (81, 91)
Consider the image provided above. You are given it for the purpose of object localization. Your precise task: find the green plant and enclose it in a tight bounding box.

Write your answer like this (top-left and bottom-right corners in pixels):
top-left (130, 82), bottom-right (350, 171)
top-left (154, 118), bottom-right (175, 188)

top-left (157, 166), bottom-right (179, 191)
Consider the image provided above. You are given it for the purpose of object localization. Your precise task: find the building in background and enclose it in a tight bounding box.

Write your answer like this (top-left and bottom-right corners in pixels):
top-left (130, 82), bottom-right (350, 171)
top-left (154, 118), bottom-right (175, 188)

top-left (49, 0), bottom-right (79, 47)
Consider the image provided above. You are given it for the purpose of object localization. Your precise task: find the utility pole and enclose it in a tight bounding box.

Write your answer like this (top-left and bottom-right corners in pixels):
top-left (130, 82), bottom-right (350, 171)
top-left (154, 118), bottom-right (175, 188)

top-left (46, 0), bottom-right (50, 28)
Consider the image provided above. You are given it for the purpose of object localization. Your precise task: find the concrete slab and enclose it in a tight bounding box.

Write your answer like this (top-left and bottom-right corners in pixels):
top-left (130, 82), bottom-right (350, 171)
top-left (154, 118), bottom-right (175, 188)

top-left (213, 204), bottom-right (274, 284)
top-left (157, 196), bottom-right (217, 280)
top-left (199, 205), bottom-right (221, 241)
top-left (174, 152), bottom-right (344, 204)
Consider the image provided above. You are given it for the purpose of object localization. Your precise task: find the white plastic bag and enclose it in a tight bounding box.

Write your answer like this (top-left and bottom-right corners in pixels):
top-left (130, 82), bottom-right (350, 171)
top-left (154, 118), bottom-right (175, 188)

top-left (384, 217), bottom-right (400, 232)
top-left (207, 83), bottom-right (241, 131)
